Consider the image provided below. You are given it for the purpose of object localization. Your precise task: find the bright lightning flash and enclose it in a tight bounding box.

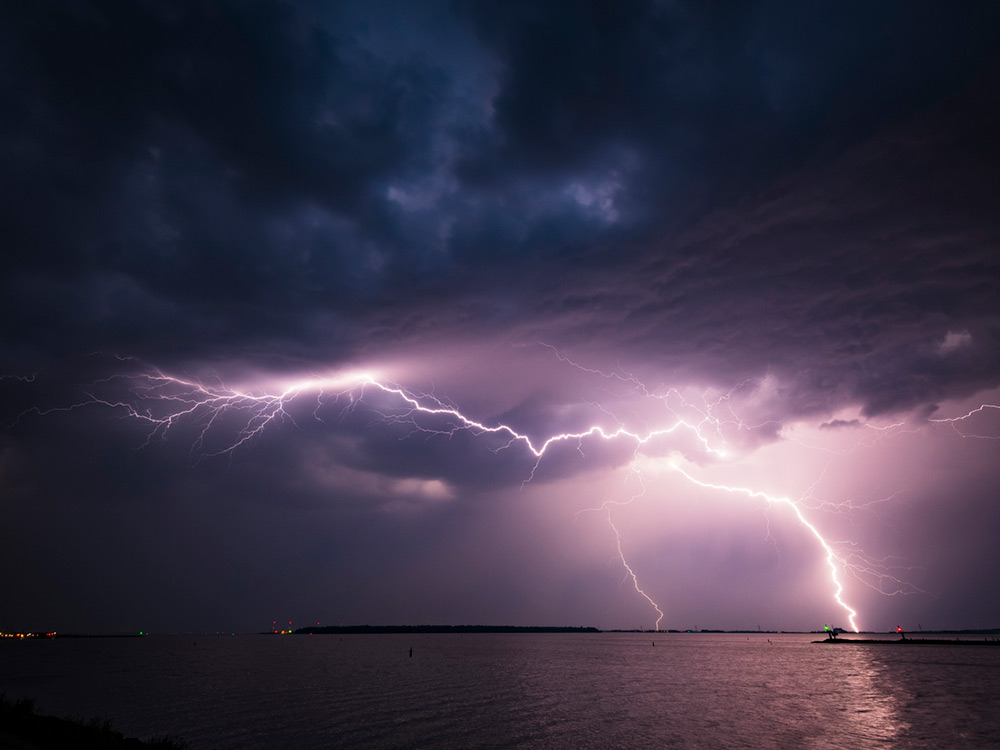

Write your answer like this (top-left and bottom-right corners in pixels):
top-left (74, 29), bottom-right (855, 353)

top-left (32, 358), bottom-right (998, 632)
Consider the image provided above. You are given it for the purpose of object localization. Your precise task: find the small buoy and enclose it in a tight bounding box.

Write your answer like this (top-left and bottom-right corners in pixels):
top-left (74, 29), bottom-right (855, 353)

top-left (409, 647), bottom-right (413, 657)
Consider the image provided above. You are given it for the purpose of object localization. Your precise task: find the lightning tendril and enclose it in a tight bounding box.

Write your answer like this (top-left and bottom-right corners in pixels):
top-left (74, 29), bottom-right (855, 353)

top-left (17, 354), bottom-right (1000, 632)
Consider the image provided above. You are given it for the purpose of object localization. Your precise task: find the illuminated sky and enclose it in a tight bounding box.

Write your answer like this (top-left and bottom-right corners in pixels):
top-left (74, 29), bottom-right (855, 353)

top-left (2, 1), bottom-right (999, 633)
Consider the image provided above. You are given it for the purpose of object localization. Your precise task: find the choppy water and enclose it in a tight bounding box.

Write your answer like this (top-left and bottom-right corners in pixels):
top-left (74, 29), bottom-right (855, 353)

top-left (2, 633), bottom-right (999, 748)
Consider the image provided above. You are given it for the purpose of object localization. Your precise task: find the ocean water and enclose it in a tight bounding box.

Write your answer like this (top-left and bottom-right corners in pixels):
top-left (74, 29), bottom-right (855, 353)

top-left (2, 632), bottom-right (999, 749)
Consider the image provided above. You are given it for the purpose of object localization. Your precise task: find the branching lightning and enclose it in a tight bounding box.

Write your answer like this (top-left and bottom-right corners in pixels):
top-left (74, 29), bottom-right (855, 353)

top-left (18, 354), bottom-right (1000, 633)
top-left (930, 404), bottom-right (1000, 439)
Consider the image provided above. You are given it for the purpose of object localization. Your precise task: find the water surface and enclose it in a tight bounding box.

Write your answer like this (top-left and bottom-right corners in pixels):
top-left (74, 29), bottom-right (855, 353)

top-left (2, 633), bottom-right (998, 748)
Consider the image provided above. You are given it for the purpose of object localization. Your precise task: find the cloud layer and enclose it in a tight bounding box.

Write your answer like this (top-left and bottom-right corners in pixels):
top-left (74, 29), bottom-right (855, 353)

top-left (2, 1), bottom-right (999, 632)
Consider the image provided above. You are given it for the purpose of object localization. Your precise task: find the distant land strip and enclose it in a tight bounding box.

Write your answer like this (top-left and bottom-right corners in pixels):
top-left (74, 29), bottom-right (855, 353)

top-left (814, 637), bottom-right (1000, 646)
top-left (294, 625), bottom-right (601, 635)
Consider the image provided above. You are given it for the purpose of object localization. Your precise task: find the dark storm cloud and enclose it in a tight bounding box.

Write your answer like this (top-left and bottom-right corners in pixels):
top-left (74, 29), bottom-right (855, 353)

top-left (429, 49), bottom-right (1000, 420)
top-left (456, 0), bottom-right (998, 212)
top-left (1, 0), bottom-right (451, 365)
top-left (3, 0), bottom-right (998, 389)
top-left (819, 419), bottom-right (862, 431)
top-left (0, 0), bottom-right (997, 500)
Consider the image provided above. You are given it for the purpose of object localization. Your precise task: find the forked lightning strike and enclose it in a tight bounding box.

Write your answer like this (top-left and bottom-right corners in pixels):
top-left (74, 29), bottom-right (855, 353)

top-left (666, 461), bottom-right (860, 632)
top-left (930, 404), bottom-right (1000, 439)
top-left (607, 504), bottom-right (666, 630)
top-left (33, 360), bottom-right (997, 632)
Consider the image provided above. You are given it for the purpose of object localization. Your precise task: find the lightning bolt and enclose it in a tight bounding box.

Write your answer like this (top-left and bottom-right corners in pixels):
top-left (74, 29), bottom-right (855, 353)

top-left (607, 504), bottom-right (665, 630)
top-left (575, 459), bottom-right (666, 630)
top-left (21, 355), bottom-right (997, 632)
top-left (930, 404), bottom-right (1000, 439)
top-left (665, 461), bottom-right (860, 632)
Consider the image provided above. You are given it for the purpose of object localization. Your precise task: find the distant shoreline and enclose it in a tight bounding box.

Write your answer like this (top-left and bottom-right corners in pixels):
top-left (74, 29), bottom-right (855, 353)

top-left (292, 625), bottom-right (601, 635)
top-left (1, 633), bottom-right (144, 640)
top-left (814, 637), bottom-right (1000, 646)
top-left (286, 626), bottom-right (1000, 636)
top-left (7, 627), bottom-right (1000, 638)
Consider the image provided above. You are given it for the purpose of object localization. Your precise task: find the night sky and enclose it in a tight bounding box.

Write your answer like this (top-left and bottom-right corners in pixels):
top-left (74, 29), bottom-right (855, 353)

top-left (3, 1), bottom-right (999, 634)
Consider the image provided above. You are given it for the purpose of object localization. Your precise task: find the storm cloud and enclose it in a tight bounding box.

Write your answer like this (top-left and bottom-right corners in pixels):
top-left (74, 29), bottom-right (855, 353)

top-left (2, 1), bottom-right (999, 632)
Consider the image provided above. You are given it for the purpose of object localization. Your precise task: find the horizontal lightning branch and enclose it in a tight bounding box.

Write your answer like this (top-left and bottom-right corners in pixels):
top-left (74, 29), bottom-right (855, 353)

top-left (27, 359), bottom-right (994, 631)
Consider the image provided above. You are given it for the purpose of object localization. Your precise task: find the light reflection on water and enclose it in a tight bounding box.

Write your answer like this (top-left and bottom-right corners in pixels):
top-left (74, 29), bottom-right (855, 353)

top-left (2, 633), bottom-right (999, 748)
